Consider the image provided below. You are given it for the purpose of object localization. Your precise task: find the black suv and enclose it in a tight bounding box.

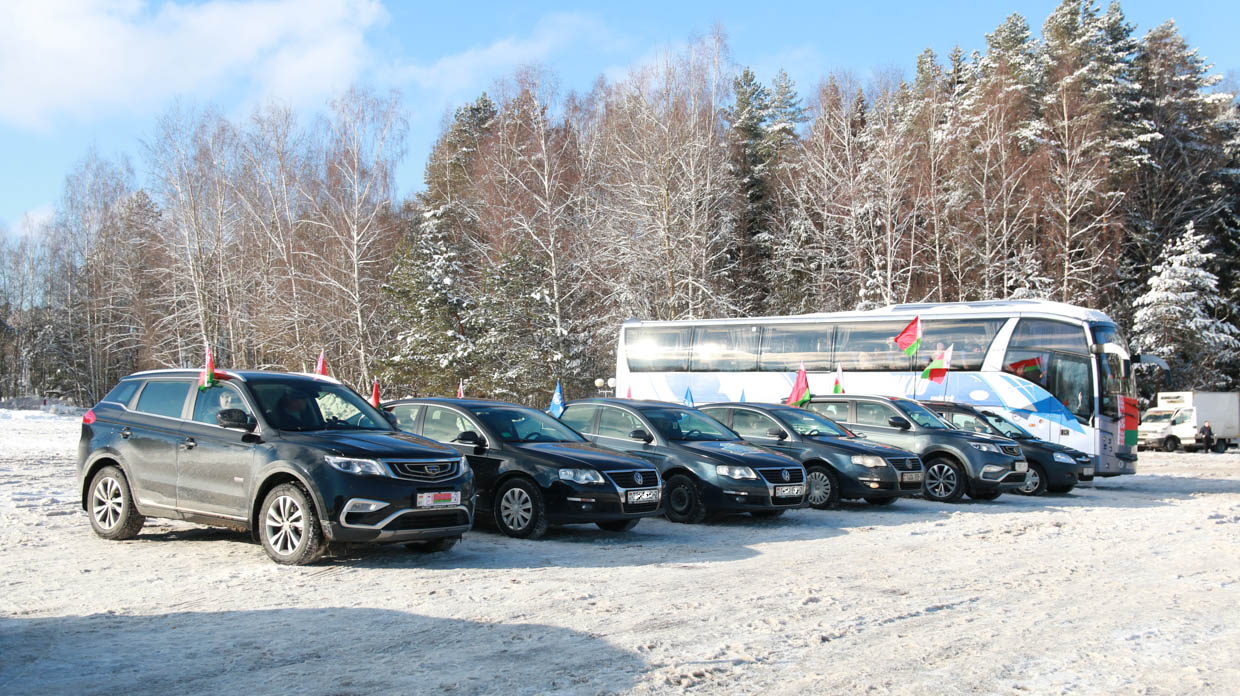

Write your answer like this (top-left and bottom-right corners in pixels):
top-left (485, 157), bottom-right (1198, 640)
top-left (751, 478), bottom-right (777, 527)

top-left (385, 398), bottom-right (663, 538)
top-left (699, 403), bottom-right (924, 508)
top-left (78, 370), bottom-right (474, 565)
top-left (805, 395), bottom-right (1028, 503)
top-left (559, 399), bottom-right (808, 523)
top-left (923, 400), bottom-right (1093, 495)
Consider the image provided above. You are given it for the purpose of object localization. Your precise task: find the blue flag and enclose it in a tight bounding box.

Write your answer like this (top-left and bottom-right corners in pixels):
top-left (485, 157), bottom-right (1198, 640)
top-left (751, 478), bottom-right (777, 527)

top-left (549, 379), bottom-right (565, 417)
top-left (683, 386), bottom-right (695, 408)
top-left (739, 389), bottom-right (746, 403)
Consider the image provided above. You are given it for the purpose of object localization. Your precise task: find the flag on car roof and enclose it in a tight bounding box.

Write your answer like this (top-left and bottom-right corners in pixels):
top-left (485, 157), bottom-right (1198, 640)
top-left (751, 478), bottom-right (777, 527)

top-left (314, 350), bottom-right (328, 376)
top-left (683, 387), bottom-right (695, 408)
top-left (893, 316), bottom-right (922, 357)
top-left (739, 389), bottom-right (746, 403)
top-left (786, 362), bottom-right (811, 407)
top-left (371, 378), bottom-right (381, 408)
top-left (626, 386), bottom-right (631, 399)
top-left (549, 380), bottom-right (565, 417)
top-left (198, 343), bottom-right (216, 391)
top-left (457, 379), bottom-right (464, 398)
top-left (832, 364), bottom-right (845, 394)
top-left (921, 344), bottom-right (954, 384)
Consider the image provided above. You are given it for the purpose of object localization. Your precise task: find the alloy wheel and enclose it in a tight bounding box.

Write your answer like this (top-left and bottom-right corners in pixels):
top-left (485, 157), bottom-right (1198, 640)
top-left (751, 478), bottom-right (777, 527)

top-left (92, 477), bottom-right (123, 529)
top-left (500, 487), bottom-right (533, 531)
top-left (265, 495), bottom-right (305, 556)
top-left (926, 463), bottom-right (957, 499)
top-left (1021, 467), bottom-right (1042, 494)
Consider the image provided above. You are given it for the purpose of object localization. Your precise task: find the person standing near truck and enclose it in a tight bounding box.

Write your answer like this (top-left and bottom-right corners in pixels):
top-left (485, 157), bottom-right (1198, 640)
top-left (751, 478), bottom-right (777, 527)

top-left (1198, 421), bottom-right (1215, 452)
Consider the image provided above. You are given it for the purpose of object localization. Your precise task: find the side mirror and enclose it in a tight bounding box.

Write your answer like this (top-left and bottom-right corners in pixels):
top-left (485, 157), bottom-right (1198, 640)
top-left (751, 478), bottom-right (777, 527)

top-left (217, 408), bottom-right (256, 432)
top-left (766, 427), bottom-right (788, 441)
top-left (455, 430), bottom-right (481, 445)
top-left (888, 416), bottom-right (911, 430)
top-left (629, 428), bottom-right (654, 443)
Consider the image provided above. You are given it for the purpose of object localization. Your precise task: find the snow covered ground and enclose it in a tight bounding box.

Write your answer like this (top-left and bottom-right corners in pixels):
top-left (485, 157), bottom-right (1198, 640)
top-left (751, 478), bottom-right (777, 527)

top-left (2, 409), bottom-right (1238, 695)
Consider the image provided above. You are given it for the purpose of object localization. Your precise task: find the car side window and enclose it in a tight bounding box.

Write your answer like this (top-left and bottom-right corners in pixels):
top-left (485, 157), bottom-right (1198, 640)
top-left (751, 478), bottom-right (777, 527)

top-left (422, 406), bottom-right (473, 443)
top-left (134, 381), bottom-right (193, 419)
top-left (731, 410), bottom-right (781, 439)
top-left (949, 412), bottom-right (989, 433)
top-left (390, 404), bottom-right (422, 429)
top-left (807, 401), bottom-right (849, 422)
top-left (597, 407), bottom-right (643, 438)
top-left (559, 405), bottom-right (597, 434)
top-left (101, 380), bottom-right (140, 407)
top-left (191, 384), bottom-right (252, 425)
top-left (855, 402), bottom-right (898, 426)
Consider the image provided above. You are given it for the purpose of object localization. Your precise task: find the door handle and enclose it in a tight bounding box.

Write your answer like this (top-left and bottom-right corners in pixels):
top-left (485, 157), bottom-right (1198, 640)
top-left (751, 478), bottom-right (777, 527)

top-left (1060, 429), bottom-right (1070, 436)
top-left (119, 427), bottom-right (131, 439)
top-left (180, 437), bottom-right (196, 450)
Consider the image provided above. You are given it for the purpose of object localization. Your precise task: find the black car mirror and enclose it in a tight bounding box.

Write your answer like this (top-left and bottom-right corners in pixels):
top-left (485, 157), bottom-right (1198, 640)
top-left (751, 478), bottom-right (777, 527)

top-left (629, 428), bottom-right (654, 443)
top-left (217, 408), bottom-right (256, 432)
top-left (766, 427), bottom-right (788, 441)
top-left (888, 416), bottom-right (911, 430)
top-left (455, 430), bottom-right (481, 445)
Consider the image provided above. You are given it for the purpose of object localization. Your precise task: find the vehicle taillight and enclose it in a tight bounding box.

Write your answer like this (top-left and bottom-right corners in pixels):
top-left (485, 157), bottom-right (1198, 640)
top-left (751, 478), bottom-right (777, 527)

top-left (83, 409), bottom-right (96, 425)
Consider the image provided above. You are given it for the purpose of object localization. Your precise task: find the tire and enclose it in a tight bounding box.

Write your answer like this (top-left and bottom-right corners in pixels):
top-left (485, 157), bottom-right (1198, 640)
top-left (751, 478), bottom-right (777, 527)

top-left (805, 465), bottom-right (841, 510)
top-left (864, 496), bottom-right (898, 506)
top-left (596, 519), bottom-right (639, 532)
top-left (493, 478), bottom-right (548, 539)
top-left (405, 536), bottom-right (460, 553)
top-left (259, 483), bottom-right (325, 565)
top-left (1019, 464), bottom-right (1048, 496)
top-left (1212, 439), bottom-right (1229, 453)
top-left (922, 457), bottom-right (965, 503)
top-left (87, 466), bottom-right (145, 540)
top-left (663, 474), bottom-right (707, 524)
top-left (751, 509), bottom-right (785, 519)
top-left (1047, 484), bottom-right (1076, 494)
top-left (1163, 436), bottom-right (1180, 453)
top-left (967, 489), bottom-right (1002, 501)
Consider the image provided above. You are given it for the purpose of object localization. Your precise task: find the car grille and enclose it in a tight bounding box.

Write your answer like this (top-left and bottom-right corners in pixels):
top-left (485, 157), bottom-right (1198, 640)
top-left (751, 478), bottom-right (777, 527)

top-left (1000, 445), bottom-right (1022, 458)
top-left (757, 467), bottom-right (805, 484)
top-left (385, 458), bottom-right (460, 482)
top-left (389, 510), bottom-right (470, 530)
top-left (888, 457), bottom-right (921, 471)
top-left (622, 501), bottom-right (660, 514)
top-left (606, 470), bottom-right (660, 489)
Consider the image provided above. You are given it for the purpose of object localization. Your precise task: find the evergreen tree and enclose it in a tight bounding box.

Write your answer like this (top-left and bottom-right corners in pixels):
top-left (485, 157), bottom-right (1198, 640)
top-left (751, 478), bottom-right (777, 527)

top-left (726, 68), bottom-right (774, 310)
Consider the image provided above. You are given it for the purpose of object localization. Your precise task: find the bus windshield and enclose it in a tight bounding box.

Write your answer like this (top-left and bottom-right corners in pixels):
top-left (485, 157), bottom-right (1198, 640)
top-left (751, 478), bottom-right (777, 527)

top-left (640, 407), bottom-right (737, 441)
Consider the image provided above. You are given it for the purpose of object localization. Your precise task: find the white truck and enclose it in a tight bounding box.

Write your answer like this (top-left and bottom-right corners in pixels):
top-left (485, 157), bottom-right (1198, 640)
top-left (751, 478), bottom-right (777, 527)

top-left (1138, 391), bottom-right (1240, 452)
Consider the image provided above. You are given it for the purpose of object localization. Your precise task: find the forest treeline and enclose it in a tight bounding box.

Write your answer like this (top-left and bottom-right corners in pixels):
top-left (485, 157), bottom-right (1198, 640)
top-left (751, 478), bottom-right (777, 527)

top-left (2, 1), bottom-right (1239, 405)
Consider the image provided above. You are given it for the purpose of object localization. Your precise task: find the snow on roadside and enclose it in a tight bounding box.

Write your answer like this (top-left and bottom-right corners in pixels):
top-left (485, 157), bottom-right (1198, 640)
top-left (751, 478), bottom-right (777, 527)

top-left (1, 410), bottom-right (1238, 694)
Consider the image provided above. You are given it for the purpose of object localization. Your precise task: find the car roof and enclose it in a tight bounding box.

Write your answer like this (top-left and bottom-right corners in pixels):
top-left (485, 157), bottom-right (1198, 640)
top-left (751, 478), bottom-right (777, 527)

top-left (123, 368), bottom-right (348, 385)
top-left (386, 397), bottom-right (533, 410)
top-left (563, 398), bottom-right (692, 410)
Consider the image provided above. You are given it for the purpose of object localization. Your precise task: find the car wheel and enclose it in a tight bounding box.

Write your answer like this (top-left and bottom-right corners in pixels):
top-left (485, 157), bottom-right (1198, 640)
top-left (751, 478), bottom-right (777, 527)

top-left (405, 536), bottom-right (460, 553)
top-left (864, 496), bottom-right (898, 506)
top-left (493, 478), bottom-right (548, 539)
top-left (805, 465), bottom-right (841, 510)
top-left (1212, 440), bottom-right (1229, 453)
top-left (663, 474), bottom-right (707, 524)
top-left (922, 457), bottom-right (965, 503)
top-left (967, 489), bottom-right (1002, 501)
top-left (596, 519), bottom-right (639, 532)
top-left (88, 466), bottom-right (145, 540)
top-left (1020, 464), bottom-right (1048, 496)
top-left (751, 509), bottom-right (784, 519)
top-left (259, 483), bottom-right (325, 565)
top-left (1047, 484), bottom-right (1076, 494)
top-left (1163, 436), bottom-right (1180, 452)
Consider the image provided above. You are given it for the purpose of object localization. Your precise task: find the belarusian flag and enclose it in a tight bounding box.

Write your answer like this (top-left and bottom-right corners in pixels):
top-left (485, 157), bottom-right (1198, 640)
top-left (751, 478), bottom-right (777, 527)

top-left (371, 378), bottom-right (381, 407)
top-left (198, 343), bottom-right (216, 391)
top-left (832, 364), bottom-right (845, 394)
top-left (786, 362), bottom-right (811, 407)
top-left (893, 316), bottom-right (922, 357)
top-left (315, 351), bottom-right (328, 376)
top-left (921, 344), bottom-right (953, 384)
top-left (1007, 356), bottom-right (1042, 375)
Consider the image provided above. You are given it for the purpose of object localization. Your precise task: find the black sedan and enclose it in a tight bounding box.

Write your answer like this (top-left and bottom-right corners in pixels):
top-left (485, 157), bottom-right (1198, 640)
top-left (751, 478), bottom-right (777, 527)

top-left (384, 398), bottom-right (662, 538)
top-left (700, 403), bottom-right (924, 509)
top-left (558, 399), bottom-right (808, 523)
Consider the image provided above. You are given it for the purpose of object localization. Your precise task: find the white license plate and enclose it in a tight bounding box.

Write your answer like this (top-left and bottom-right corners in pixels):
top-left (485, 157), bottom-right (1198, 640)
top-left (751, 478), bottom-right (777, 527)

top-left (627, 489), bottom-right (659, 504)
top-left (1015, 460), bottom-right (1028, 472)
top-left (416, 491), bottom-right (460, 507)
top-left (901, 472), bottom-right (923, 483)
top-left (775, 485), bottom-right (804, 497)
top-left (1083, 467), bottom-right (1094, 477)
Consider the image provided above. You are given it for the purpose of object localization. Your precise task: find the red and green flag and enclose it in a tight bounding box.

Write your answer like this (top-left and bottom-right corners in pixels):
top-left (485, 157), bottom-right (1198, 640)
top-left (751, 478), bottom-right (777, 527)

top-left (198, 343), bottom-right (216, 391)
top-left (371, 378), bottom-right (381, 408)
top-left (1007, 356), bottom-right (1042, 376)
top-left (786, 362), bottom-right (812, 407)
top-left (921, 344), bottom-right (953, 384)
top-left (832, 364), bottom-right (845, 394)
top-left (893, 316), bottom-right (923, 357)
top-left (315, 351), bottom-right (329, 376)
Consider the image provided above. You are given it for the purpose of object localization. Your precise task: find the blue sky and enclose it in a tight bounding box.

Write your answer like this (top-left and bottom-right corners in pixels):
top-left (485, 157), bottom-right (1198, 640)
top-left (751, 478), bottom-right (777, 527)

top-left (1, 0), bottom-right (1235, 234)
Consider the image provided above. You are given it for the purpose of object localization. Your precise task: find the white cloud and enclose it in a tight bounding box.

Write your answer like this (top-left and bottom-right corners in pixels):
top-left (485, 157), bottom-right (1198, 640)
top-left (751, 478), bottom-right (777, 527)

top-left (13, 204), bottom-right (55, 237)
top-left (0, 0), bottom-right (387, 129)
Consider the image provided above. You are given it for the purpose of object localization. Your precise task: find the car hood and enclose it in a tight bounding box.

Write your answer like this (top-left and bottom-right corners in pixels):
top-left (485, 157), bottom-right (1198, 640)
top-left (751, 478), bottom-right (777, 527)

top-left (806, 436), bottom-right (913, 458)
top-left (509, 442), bottom-right (652, 471)
top-left (678, 440), bottom-right (800, 468)
top-left (280, 429), bottom-right (458, 460)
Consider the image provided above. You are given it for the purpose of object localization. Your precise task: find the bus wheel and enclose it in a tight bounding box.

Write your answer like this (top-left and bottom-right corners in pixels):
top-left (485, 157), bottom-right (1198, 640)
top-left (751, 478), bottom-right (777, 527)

top-left (1162, 436), bottom-right (1180, 452)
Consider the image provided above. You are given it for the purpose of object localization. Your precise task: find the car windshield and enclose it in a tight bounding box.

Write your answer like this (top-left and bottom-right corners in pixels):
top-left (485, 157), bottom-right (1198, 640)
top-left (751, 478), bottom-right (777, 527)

top-left (249, 378), bottom-right (392, 432)
top-left (472, 406), bottom-right (586, 443)
top-left (981, 411), bottom-right (1034, 439)
top-left (773, 408), bottom-right (853, 438)
top-left (893, 399), bottom-right (949, 429)
top-left (1142, 411), bottom-right (1173, 423)
top-left (641, 407), bottom-right (737, 441)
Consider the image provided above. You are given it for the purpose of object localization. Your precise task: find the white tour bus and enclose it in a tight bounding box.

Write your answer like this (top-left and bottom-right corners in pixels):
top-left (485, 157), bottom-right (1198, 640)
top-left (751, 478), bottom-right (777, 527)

top-left (616, 300), bottom-right (1151, 477)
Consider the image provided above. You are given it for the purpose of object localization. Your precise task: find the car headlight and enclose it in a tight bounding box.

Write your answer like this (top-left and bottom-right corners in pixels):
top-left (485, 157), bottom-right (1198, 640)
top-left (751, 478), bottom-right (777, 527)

top-left (459, 456), bottom-right (471, 475)
top-left (716, 464), bottom-right (758, 480)
top-left (969, 442), bottom-right (1000, 453)
top-left (325, 455), bottom-right (388, 476)
top-left (1053, 452), bottom-right (1074, 464)
top-left (558, 468), bottom-right (605, 484)
top-left (850, 455), bottom-right (887, 468)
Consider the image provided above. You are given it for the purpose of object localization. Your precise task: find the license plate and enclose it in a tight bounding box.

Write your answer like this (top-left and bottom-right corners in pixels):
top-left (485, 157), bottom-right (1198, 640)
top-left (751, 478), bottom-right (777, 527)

top-left (416, 491), bottom-right (460, 507)
top-left (1015, 460), bottom-right (1028, 472)
top-left (901, 472), bottom-right (923, 483)
top-left (775, 485), bottom-right (804, 497)
top-left (1083, 467), bottom-right (1094, 477)
top-left (627, 489), bottom-right (659, 504)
